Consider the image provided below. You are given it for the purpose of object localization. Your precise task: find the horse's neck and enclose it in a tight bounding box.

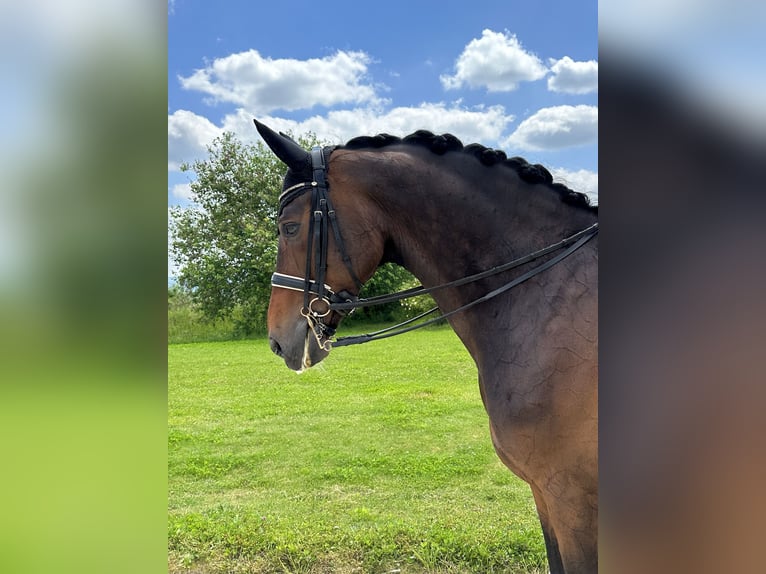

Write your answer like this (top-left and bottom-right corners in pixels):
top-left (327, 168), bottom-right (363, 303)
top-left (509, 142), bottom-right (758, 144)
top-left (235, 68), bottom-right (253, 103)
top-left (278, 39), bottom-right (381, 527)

top-left (376, 155), bottom-right (591, 292)
top-left (368, 152), bottom-right (597, 368)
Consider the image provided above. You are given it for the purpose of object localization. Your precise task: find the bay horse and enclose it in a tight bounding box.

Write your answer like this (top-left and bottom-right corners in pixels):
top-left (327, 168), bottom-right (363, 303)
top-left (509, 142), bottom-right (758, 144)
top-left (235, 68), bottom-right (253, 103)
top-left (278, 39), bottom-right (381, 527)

top-left (255, 120), bottom-right (598, 574)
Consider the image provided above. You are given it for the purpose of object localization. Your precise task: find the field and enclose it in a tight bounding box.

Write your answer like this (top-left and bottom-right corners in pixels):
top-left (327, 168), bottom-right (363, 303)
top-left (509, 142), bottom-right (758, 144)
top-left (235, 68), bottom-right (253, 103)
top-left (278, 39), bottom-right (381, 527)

top-left (168, 325), bottom-right (546, 573)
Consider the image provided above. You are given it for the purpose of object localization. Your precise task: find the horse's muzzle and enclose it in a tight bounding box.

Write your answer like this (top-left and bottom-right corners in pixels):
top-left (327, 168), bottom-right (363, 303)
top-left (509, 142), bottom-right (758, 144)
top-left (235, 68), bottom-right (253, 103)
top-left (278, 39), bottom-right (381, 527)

top-left (268, 322), bottom-right (330, 372)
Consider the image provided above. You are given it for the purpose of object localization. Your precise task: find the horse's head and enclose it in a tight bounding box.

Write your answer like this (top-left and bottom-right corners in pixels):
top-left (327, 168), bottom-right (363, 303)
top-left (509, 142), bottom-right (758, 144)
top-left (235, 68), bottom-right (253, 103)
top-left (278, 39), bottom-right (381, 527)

top-left (255, 120), bottom-right (385, 371)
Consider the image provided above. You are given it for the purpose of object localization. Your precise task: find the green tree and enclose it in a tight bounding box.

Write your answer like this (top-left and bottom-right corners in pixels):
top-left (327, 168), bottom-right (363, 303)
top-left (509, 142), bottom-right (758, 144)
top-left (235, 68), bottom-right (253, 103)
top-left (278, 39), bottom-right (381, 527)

top-left (170, 131), bottom-right (305, 334)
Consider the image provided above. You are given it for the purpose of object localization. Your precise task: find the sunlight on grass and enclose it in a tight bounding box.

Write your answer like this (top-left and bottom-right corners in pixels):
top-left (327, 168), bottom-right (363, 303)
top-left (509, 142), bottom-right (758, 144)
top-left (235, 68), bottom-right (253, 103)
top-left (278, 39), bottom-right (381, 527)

top-left (169, 326), bottom-right (546, 573)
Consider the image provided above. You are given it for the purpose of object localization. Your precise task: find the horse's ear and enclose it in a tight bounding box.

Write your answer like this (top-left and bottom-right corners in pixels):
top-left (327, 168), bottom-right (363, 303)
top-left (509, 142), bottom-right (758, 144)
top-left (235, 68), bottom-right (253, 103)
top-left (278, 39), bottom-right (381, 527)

top-left (254, 119), bottom-right (309, 171)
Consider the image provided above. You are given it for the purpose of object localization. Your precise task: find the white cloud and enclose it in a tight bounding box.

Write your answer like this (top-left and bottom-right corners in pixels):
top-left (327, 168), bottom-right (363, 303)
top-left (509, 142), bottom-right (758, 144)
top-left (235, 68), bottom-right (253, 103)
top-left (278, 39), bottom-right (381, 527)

top-left (178, 49), bottom-right (379, 114)
top-left (168, 103), bottom-right (515, 176)
top-left (167, 109), bottom-right (223, 171)
top-left (504, 105), bottom-right (598, 151)
top-left (226, 103), bottom-right (515, 149)
top-left (441, 29), bottom-right (548, 92)
top-left (169, 182), bottom-right (192, 202)
top-left (547, 56), bottom-right (598, 94)
top-left (550, 167), bottom-right (599, 204)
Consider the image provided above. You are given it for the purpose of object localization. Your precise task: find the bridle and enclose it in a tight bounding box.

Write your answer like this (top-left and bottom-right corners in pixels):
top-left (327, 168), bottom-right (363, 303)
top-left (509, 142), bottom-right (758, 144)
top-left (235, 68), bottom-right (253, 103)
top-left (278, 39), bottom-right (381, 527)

top-left (271, 146), bottom-right (599, 349)
top-left (271, 146), bottom-right (362, 351)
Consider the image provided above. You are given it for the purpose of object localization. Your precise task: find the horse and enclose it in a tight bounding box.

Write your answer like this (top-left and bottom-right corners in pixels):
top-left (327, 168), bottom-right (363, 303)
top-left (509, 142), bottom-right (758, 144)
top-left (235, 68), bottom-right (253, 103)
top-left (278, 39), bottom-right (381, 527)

top-left (255, 120), bottom-right (598, 574)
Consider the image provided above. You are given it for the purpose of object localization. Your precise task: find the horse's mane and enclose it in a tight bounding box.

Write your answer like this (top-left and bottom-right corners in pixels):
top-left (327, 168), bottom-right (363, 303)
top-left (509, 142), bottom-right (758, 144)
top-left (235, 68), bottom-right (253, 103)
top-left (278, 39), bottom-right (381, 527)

top-left (340, 130), bottom-right (596, 213)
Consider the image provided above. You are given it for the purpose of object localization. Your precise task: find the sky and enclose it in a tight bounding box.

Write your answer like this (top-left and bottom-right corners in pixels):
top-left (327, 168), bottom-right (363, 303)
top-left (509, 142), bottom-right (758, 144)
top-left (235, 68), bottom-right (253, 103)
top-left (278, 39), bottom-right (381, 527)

top-left (168, 0), bottom-right (598, 208)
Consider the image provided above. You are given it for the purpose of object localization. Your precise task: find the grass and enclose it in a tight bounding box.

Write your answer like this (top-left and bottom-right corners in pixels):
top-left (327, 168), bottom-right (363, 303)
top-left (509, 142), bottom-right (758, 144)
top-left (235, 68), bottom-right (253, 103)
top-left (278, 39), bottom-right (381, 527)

top-left (168, 303), bottom-right (253, 344)
top-left (168, 325), bottom-right (547, 573)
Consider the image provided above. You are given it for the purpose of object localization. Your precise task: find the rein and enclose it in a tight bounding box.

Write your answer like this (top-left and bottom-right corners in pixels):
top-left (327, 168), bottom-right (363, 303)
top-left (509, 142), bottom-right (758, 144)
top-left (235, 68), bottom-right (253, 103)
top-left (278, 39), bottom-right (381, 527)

top-left (271, 146), bottom-right (599, 348)
top-left (333, 223), bottom-right (597, 346)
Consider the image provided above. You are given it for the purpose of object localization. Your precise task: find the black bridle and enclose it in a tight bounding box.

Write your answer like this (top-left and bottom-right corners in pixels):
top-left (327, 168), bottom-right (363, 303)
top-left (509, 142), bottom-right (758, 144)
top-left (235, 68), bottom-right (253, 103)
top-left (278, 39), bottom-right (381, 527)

top-left (271, 146), bottom-right (363, 350)
top-left (271, 146), bottom-right (599, 349)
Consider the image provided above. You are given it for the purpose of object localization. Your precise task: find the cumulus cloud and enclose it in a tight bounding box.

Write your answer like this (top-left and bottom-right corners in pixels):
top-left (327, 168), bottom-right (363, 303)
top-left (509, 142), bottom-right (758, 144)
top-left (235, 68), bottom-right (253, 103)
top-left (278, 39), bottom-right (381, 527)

top-left (550, 167), bottom-right (599, 204)
top-left (504, 105), bottom-right (598, 151)
top-left (169, 182), bottom-right (192, 203)
top-left (547, 56), bottom-right (598, 94)
top-left (441, 29), bottom-right (548, 92)
top-left (168, 103), bottom-right (515, 175)
top-left (224, 103), bottom-right (515, 148)
top-left (178, 49), bottom-right (379, 114)
top-left (167, 109), bottom-right (223, 171)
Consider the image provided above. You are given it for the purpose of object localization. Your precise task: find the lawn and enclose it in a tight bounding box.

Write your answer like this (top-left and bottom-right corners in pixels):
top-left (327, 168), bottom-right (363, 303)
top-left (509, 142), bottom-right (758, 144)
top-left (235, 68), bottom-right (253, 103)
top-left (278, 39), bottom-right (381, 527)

top-left (168, 325), bottom-right (546, 573)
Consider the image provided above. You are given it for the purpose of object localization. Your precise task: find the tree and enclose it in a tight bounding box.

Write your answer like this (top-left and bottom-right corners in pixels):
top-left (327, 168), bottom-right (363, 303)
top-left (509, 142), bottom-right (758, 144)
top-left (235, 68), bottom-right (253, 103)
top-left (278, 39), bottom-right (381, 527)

top-left (170, 131), bottom-right (305, 334)
top-left (170, 131), bottom-right (430, 336)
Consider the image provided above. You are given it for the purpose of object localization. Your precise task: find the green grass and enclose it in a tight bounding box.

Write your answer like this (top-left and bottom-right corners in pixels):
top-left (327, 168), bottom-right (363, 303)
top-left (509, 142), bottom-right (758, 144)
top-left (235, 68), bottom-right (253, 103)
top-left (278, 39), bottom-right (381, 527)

top-left (168, 325), bottom-right (546, 573)
top-left (168, 304), bottom-right (251, 344)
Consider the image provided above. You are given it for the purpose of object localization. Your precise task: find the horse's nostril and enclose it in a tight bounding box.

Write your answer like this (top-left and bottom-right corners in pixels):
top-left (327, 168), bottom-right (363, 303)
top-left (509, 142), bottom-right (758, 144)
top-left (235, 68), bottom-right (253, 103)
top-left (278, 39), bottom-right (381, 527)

top-left (269, 336), bottom-right (283, 357)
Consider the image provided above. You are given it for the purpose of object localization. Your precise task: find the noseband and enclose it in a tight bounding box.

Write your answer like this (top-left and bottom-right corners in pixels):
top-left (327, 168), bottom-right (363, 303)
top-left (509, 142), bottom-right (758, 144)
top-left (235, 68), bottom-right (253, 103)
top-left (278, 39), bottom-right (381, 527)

top-left (272, 146), bottom-right (599, 349)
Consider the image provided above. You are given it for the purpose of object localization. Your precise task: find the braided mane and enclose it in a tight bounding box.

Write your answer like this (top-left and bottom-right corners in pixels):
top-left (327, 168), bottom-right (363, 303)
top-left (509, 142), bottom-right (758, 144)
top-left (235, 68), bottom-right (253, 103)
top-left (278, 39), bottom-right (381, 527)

top-left (341, 130), bottom-right (596, 213)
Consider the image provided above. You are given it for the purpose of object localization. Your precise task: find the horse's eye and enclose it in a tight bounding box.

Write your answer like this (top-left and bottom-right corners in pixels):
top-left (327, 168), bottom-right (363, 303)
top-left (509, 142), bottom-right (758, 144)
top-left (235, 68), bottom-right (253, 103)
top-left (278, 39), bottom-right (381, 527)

top-left (281, 222), bottom-right (300, 237)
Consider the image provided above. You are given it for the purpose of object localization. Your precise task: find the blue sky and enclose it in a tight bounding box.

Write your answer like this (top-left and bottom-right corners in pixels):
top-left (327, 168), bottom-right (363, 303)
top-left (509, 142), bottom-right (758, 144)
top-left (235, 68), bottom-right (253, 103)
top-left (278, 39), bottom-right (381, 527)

top-left (168, 1), bottom-right (598, 207)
